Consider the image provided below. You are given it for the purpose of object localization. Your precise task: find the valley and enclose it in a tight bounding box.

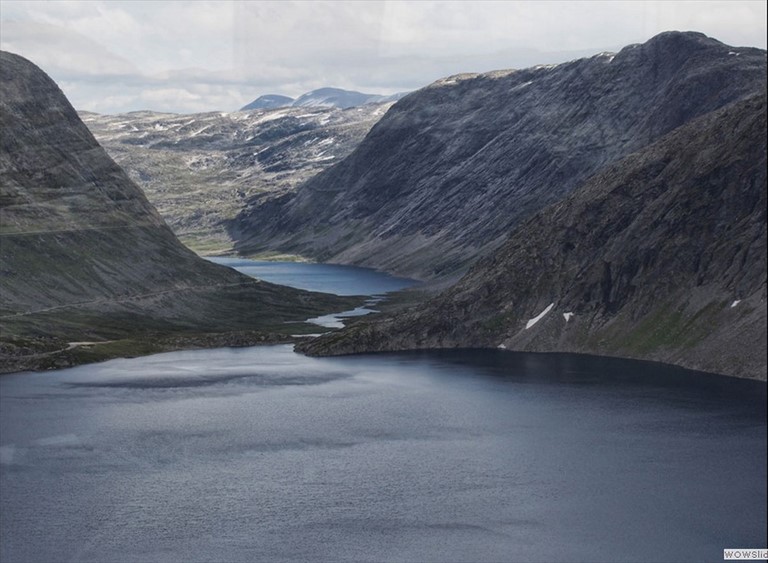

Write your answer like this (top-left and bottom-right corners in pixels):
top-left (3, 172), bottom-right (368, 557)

top-left (302, 92), bottom-right (767, 380)
top-left (1, 10), bottom-right (766, 563)
top-left (81, 102), bottom-right (392, 255)
top-left (231, 32), bottom-right (766, 282)
top-left (2, 32), bottom-right (766, 381)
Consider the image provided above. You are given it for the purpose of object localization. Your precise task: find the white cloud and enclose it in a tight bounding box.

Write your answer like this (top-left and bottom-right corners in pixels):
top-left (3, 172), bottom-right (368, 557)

top-left (0, 20), bottom-right (139, 77)
top-left (1, 0), bottom-right (765, 114)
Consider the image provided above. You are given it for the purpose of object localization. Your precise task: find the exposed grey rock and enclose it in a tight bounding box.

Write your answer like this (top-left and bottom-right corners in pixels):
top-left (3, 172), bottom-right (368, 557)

top-left (0, 50), bottom-right (355, 371)
top-left (81, 103), bottom-right (392, 254)
top-left (232, 32), bottom-right (767, 281)
top-left (300, 93), bottom-right (767, 380)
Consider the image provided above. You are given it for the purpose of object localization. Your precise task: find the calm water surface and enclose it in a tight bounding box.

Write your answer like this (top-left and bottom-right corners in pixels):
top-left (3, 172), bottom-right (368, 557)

top-left (206, 257), bottom-right (418, 296)
top-left (1, 262), bottom-right (766, 562)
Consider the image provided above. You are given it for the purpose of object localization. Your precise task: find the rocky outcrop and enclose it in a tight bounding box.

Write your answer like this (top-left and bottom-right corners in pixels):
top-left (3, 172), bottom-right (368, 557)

top-left (300, 93), bottom-right (768, 380)
top-left (232, 32), bottom-right (767, 281)
top-left (82, 102), bottom-right (392, 254)
top-left (0, 51), bottom-right (355, 371)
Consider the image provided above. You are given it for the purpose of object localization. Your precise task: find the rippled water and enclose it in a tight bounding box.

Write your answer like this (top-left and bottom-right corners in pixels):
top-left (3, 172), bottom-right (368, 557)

top-left (1, 346), bottom-right (766, 562)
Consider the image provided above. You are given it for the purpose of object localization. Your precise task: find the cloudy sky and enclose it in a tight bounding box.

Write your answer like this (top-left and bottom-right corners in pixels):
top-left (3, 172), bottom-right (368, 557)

top-left (1, 1), bottom-right (765, 114)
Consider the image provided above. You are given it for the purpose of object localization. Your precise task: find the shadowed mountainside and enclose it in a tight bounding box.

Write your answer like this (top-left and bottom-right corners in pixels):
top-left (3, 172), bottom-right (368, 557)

top-left (0, 51), bottom-right (356, 372)
top-left (300, 93), bottom-right (767, 380)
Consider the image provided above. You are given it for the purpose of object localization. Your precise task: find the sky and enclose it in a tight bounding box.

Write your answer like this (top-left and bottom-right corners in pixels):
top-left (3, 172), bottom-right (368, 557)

top-left (1, 1), bottom-right (766, 114)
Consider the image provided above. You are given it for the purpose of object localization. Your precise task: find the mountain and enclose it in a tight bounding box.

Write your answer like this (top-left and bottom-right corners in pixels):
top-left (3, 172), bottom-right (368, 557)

top-left (230, 32), bottom-right (767, 281)
top-left (292, 87), bottom-right (404, 109)
top-left (239, 88), bottom-right (408, 112)
top-left (81, 102), bottom-right (392, 254)
top-left (300, 92), bottom-right (767, 380)
top-left (0, 51), bottom-right (355, 372)
top-left (240, 94), bottom-right (295, 111)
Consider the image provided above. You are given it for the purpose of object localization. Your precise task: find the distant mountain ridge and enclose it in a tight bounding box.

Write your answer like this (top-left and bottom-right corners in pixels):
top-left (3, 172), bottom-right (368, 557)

top-left (230, 32), bottom-right (767, 281)
top-left (240, 87), bottom-right (407, 111)
top-left (81, 102), bottom-right (392, 254)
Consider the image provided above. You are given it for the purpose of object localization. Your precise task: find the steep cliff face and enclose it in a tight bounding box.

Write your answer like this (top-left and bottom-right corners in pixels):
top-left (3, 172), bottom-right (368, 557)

top-left (0, 51), bottom-right (352, 371)
top-left (300, 93), bottom-right (767, 380)
top-left (231, 32), bottom-right (766, 280)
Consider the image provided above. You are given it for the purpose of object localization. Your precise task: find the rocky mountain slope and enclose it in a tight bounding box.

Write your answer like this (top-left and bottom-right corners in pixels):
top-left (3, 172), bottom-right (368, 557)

top-left (0, 51), bottom-right (355, 372)
top-left (300, 92), bottom-right (767, 380)
top-left (240, 87), bottom-right (407, 111)
top-left (231, 32), bottom-right (767, 280)
top-left (81, 102), bottom-right (391, 254)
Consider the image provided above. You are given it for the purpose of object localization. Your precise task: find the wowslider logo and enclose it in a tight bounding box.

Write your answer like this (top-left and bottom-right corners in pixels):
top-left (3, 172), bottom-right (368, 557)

top-left (724, 549), bottom-right (768, 560)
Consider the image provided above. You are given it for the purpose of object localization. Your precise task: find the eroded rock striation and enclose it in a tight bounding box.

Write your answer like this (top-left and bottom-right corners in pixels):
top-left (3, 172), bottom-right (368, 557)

top-left (232, 32), bottom-right (767, 281)
top-left (300, 92), bottom-right (767, 380)
top-left (0, 51), bottom-right (354, 372)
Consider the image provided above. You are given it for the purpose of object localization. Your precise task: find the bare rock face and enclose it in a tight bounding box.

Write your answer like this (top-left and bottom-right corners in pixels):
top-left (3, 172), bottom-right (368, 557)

top-left (0, 51), bottom-right (352, 371)
top-left (81, 103), bottom-right (392, 254)
top-left (301, 93), bottom-right (767, 380)
top-left (231, 32), bottom-right (767, 281)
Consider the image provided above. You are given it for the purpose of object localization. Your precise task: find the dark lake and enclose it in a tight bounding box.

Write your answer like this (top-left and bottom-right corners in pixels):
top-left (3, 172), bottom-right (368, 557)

top-left (1, 261), bottom-right (765, 562)
top-left (206, 257), bottom-right (418, 296)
